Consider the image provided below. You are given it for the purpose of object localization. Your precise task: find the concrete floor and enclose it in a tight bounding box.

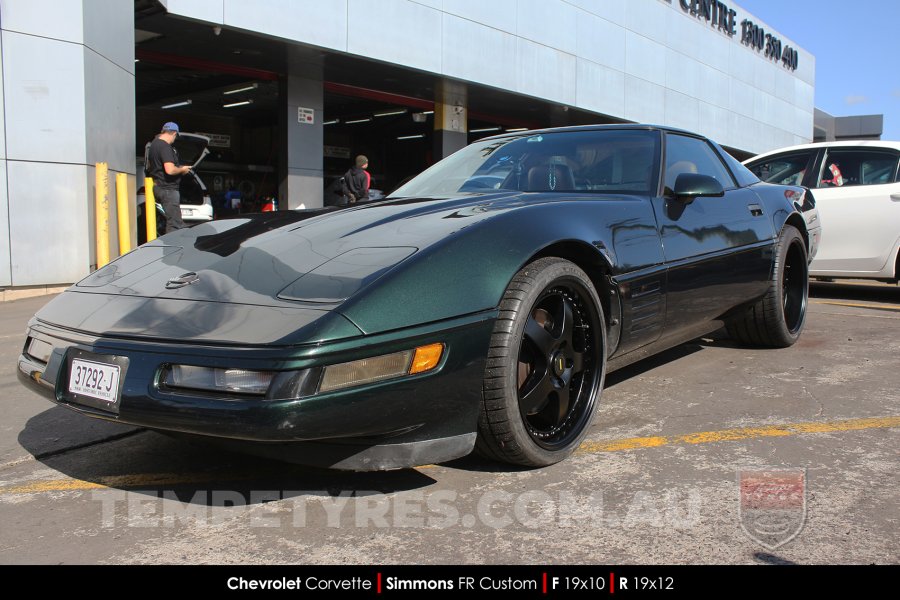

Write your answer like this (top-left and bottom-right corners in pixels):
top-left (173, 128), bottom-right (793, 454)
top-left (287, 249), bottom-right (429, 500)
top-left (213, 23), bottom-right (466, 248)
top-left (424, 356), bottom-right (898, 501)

top-left (0, 281), bottom-right (897, 564)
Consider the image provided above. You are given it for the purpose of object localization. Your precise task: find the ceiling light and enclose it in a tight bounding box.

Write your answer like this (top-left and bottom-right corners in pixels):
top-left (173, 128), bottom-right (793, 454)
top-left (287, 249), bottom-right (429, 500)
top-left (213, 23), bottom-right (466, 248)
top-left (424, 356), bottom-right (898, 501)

top-left (223, 83), bottom-right (258, 95)
top-left (323, 119), bottom-right (340, 125)
top-left (345, 118), bottom-right (372, 124)
top-left (161, 100), bottom-right (192, 109)
top-left (505, 127), bottom-right (529, 132)
top-left (223, 99), bottom-right (253, 108)
top-left (374, 109), bottom-right (407, 117)
top-left (469, 127), bottom-right (501, 133)
top-left (421, 111), bottom-right (434, 115)
top-left (397, 134), bottom-right (425, 140)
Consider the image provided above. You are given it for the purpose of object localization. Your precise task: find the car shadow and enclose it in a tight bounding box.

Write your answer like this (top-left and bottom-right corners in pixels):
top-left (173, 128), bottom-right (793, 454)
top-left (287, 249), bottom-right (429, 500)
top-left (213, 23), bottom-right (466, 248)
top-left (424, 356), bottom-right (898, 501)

top-left (18, 407), bottom-right (437, 505)
top-left (14, 324), bottom-right (781, 481)
top-left (810, 280), bottom-right (899, 304)
top-left (753, 551), bottom-right (799, 565)
top-left (605, 341), bottom-right (709, 386)
top-left (441, 337), bottom-right (713, 474)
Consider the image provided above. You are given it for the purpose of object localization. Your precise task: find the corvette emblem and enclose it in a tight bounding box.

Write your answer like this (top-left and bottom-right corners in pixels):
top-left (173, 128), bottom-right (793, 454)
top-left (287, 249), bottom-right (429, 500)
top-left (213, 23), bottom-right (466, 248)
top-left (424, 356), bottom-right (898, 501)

top-left (165, 272), bottom-right (200, 289)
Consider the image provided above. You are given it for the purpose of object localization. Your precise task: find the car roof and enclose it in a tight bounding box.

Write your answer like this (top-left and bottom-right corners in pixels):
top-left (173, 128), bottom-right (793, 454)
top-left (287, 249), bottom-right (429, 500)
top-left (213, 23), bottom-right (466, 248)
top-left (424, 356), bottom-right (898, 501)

top-left (480, 123), bottom-right (702, 141)
top-left (746, 140), bottom-right (900, 163)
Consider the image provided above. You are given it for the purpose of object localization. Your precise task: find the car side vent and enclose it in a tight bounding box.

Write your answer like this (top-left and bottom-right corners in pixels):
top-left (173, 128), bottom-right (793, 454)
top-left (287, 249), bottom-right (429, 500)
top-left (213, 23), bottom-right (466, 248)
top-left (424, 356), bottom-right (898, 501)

top-left (629, 280), bottom-right (663, 335)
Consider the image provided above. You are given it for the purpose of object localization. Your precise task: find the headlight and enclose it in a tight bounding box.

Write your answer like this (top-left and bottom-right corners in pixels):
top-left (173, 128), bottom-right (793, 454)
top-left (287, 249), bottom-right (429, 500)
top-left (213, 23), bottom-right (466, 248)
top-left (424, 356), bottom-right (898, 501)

top-left (164, 365), bottom-right (274, 396)
top-left (26, 337), bottom-right (53, 364)
top-left (161, 342), bottom-right (444, 399)
top-left (319, 343), bottom-right (444, 393)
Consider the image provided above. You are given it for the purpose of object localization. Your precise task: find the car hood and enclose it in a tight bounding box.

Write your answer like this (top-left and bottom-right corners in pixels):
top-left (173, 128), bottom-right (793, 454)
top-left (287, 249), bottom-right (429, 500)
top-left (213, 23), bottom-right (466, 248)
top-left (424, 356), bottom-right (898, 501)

top-left (36, 192), bottom-right (607, 344)
top-left (71, 194), bottom-right (512, 302)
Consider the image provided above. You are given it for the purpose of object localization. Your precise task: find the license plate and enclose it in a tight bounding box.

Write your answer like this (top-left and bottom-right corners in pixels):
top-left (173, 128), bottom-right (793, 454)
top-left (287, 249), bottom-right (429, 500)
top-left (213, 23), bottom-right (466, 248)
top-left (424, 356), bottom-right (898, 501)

top-left (68, 358), bottom-right (121, 405)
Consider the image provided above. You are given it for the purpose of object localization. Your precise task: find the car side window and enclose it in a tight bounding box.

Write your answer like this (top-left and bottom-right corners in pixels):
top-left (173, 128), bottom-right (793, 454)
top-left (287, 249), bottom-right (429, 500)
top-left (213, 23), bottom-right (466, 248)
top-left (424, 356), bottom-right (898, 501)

top-left (715, 143), bottom-right (760, 187)
top-left (747, 152), bottom-right (815, 186)
top-left (664, 134), bottom-right (736, 193)
top-left (816, 149), bottom-right (900, 188)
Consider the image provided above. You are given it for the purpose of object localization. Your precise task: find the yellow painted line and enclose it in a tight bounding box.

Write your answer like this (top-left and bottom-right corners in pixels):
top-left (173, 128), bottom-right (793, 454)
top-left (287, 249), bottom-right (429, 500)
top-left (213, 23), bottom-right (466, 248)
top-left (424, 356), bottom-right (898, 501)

top-left (7, 479), bottom-right (107, 494)
top-left (816, 311), bottom-right (900, 320)
top-left (1, 417), bottom-right (898, 495)
top-left (811, 279), bottom-right (895, 288)
top-left (813, 300), bottom-right (900, 312)
top-left (579, 436), bottom-right (668, 452)
top-left (0, 472), bottom-right (258, 496)
top-left (576, 416), bottom-right (900, 455)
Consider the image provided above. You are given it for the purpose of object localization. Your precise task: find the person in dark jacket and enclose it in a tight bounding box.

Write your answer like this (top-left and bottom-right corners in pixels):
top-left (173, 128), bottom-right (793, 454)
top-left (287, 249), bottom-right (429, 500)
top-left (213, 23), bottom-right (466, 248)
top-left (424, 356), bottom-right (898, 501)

top-left (342, 155), bottom-right (371, 204)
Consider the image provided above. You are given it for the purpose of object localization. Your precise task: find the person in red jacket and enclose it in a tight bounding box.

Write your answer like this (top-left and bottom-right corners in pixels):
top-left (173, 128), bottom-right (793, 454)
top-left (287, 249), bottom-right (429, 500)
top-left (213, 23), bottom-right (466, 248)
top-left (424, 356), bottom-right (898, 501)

top-left (342, 155), bottom-right (371, 204)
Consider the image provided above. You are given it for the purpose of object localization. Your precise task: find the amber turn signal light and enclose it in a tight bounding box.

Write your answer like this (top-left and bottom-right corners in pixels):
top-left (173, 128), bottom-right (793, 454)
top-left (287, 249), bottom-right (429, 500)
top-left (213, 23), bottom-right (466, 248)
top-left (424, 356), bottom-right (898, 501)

top-left (410, 343), bottom-right (445, 374)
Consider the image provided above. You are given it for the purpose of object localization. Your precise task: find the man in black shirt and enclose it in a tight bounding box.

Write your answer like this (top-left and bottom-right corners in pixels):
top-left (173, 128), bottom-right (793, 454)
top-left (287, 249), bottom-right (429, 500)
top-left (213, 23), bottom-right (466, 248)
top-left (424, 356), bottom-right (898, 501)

top-left (146, 122), bottom-right (192, 233)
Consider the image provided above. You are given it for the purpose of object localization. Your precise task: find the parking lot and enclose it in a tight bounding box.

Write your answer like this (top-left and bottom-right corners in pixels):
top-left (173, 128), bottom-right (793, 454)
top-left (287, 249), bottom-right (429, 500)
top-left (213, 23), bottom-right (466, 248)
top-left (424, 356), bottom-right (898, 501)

top-left (0, 281), bottom-right (897, 565)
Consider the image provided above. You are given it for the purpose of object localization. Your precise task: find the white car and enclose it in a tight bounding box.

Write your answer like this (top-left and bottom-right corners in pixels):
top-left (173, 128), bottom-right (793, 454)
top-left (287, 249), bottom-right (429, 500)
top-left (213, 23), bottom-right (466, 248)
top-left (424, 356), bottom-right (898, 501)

top-left (745, 141), bottom-right (900, 282)
top-left (137, 132), bottom-right (213, 242)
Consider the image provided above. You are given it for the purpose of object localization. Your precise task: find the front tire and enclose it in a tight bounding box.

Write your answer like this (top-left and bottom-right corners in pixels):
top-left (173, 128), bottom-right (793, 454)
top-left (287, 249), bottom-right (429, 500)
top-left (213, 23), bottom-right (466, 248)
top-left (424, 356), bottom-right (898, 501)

top-left (727, 224), bottom-right (808, 347)
top-left (476, 258), bottom-right (606, 467)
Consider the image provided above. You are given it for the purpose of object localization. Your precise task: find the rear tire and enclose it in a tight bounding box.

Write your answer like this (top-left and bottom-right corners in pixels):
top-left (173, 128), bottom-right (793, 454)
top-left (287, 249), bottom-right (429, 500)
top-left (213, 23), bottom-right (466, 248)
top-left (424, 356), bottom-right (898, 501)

top-left (727, 225), bottom-right (808, 347)
top-left (476, 258), bottom-right (606, 467)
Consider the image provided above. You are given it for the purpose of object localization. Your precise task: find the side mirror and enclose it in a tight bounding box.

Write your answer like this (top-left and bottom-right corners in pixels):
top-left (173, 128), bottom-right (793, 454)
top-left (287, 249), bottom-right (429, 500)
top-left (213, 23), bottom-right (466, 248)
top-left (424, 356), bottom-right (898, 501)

top-left (672, 173), bottom-right (725, 203)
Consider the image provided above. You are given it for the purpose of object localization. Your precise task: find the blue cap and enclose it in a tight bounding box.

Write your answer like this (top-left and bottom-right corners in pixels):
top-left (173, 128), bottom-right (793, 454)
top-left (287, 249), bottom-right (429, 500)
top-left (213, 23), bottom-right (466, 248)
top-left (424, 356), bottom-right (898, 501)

top-left (162, 122), bottom-right (180, 133)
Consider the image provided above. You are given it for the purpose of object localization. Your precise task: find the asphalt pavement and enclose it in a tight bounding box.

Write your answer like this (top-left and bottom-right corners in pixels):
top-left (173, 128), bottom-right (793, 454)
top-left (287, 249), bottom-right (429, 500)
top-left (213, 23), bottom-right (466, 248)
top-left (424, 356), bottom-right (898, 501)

top-left (0, 282), bottom-right (897, 564)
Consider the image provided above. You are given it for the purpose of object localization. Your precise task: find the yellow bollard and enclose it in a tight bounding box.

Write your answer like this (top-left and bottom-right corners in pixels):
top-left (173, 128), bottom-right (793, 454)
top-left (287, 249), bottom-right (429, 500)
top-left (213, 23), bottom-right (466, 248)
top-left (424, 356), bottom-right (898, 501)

top-left (144, 177), bottom-right (157, 243)
top-left (116, 172), bottom-right (131, 255)
top-left (95, 162), bottom-right (110, 268)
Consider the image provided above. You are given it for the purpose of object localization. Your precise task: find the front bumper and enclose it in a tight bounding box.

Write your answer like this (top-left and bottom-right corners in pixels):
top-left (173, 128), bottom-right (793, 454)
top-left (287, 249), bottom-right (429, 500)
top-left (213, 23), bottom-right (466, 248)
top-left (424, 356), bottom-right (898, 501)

top-left (18, 311), bottom-right (496, 469)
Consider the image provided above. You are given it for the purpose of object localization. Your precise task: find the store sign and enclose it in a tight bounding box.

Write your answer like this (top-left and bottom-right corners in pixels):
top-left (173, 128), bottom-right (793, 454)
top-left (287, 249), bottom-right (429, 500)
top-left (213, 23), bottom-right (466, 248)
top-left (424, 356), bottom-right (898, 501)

top-left (298, 107), bottom-right (315, 125)
top-left (196, 132), bottom-right (231, 148)
top-left (662, 0), bottom-right (799, 71)
top-left (324, 145), bottom-right (351, 159)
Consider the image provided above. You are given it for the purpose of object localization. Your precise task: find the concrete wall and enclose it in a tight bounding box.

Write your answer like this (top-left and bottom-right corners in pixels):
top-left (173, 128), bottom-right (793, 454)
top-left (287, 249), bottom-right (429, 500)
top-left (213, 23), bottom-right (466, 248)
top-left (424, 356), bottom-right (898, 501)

top-left (0, 0), bottom-right (135, 286)
top-left (0, 0), bottom-right (816, 289)
top-left (162, 0), bottom-right (815, 155)
top-left (0, 26), bottom-right (8, 287)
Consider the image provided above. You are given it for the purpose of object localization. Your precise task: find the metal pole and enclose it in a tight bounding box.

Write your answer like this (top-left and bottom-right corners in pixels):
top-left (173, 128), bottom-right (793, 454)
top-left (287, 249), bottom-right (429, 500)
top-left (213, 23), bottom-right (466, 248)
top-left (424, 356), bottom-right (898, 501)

top-left (116, 172), bottom-right (131, 255)
top-left (95, 162), bottom-right (110, 268)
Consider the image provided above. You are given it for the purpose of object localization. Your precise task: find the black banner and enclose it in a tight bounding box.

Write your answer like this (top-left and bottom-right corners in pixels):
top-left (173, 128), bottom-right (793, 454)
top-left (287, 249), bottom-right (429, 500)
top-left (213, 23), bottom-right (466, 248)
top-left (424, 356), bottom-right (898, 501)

top-left (1, 565), bottom-right (893, 595)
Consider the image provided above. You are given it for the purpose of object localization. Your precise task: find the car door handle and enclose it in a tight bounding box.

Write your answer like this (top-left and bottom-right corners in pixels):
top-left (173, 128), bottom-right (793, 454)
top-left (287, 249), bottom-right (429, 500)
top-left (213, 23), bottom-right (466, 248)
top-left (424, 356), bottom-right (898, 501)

top-left (891, 193), bottom-right (900, 201)
top-left (748, 204), bottom-right (764, 217)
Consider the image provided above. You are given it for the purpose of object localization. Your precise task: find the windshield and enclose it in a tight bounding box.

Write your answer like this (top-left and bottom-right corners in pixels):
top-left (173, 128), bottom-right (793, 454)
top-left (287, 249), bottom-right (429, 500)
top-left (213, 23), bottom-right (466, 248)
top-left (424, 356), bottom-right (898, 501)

top-left (391, 129), bottom-right (660, 198)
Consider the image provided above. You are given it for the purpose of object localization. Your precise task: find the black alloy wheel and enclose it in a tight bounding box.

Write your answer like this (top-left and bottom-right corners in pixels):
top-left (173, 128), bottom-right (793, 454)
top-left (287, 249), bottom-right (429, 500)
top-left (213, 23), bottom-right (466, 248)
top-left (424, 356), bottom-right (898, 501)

top-left (726, 224), bottom-right (808, 347)
top-left (476, 257), bottom-right (606, 466)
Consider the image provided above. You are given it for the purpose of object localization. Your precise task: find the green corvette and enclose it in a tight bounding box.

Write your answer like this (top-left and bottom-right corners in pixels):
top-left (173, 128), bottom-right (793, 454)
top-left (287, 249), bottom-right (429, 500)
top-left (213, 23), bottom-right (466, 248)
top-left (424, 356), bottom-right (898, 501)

top-left (18, 125), bottom-right (820, 470)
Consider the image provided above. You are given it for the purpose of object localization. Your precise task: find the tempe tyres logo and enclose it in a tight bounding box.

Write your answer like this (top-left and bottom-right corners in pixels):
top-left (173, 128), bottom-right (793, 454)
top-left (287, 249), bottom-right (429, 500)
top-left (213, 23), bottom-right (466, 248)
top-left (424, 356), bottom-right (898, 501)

top-left (738, 468), bottom-right (807, 550)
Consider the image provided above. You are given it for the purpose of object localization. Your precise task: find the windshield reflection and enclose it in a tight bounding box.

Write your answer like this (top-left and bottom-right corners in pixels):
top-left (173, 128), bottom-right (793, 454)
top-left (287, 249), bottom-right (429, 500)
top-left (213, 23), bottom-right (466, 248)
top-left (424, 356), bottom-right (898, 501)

top-left (391, 129), bottom-right (660, 198)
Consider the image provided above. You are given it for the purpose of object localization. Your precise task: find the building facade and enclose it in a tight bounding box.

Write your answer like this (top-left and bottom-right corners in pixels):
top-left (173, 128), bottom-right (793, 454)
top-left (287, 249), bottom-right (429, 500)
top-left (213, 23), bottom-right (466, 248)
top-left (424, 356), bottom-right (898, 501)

top-left (0, 0), bottom-right (815, 288)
